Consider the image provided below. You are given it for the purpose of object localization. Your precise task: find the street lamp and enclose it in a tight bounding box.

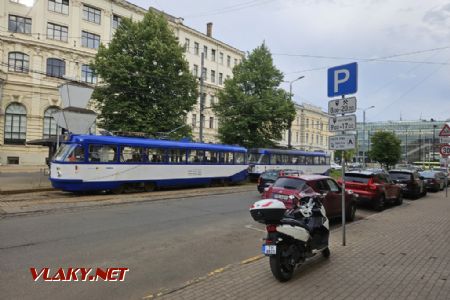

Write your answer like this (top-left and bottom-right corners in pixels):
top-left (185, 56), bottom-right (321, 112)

top-left (287, 75), bottom-right (305, 148)
top-left (362, 105), bottom-right (375, 168)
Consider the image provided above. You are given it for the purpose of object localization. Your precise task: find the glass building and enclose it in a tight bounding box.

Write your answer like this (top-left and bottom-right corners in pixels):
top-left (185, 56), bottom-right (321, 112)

top-left (356, 119), bottom-right (450, 164)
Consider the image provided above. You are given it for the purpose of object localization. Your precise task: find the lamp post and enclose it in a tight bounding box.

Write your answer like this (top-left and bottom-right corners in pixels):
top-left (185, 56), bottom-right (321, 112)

top-left (287, 75), bottom-right (305, 148)
top-left (362, 105), bottom-right (375, 168)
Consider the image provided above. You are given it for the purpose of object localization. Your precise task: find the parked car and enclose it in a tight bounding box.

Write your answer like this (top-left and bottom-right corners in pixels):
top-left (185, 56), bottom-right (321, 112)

top-left (419, 171), bottom-right (445, 192)
top-left (262, 175), bottom-right (357, 221)
top-left (256, 169), bottom-right (303, 193)
top-left (388, 169), bottom-right (426, 199)
top-left (341, 170), bottom-right (403, 211)
top-left (331, 162), bottom-right (342, 170)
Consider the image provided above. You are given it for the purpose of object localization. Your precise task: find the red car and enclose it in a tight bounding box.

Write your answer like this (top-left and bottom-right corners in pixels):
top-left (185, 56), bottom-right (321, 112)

top-left (262, 175), bottom-right (356, 221)
top-left (341, 170), bottom-right (403, 211)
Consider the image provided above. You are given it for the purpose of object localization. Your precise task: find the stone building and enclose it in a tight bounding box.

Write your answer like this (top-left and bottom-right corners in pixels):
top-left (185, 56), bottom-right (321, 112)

top-left (0, 0), bottom-right (244, 165)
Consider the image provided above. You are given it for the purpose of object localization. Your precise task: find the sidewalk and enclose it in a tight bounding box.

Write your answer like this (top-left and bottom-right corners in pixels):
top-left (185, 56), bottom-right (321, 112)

top-left (0, 165), bottom-right (52, 194)
top-left (155, 192), bottom-right (450, 300)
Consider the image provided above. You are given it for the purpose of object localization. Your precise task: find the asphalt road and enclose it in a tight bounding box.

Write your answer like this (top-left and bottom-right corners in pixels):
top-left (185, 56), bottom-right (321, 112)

top-left (0, 190), bottom-right (375, 300)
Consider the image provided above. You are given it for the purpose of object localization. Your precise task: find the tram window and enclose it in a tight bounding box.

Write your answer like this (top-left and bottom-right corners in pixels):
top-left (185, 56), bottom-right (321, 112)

top-left (271, 154), bottom-right (283, 164)
top-left (248, 153), bottom-right (259, 163)
top-left (305, 156), bottom-right (312, 165)
top-left (219, 152), bottom-right (234, 164)
top-left (319, 157), bottom-right (326, 164)
top-left (89, 145), bottom-right (117, 162)
top-left (147, 148), bottom-right (166, 163)
top-left (297, 155), bottom-right (306, 165)
top-left (120, 146), bottom-right (146, 163)
top-left (168, 149), bottom-right (186, 163)
top-left (259, 154), bottom-right (269, 164)
top-left (65, 144), bottom-right (85, 162)
top-left (235, 152), bottom-right (245, 164)
top-left (188, 150), bottom-right (203, 163)
top-left (203, 151), bottom-right (219, 163)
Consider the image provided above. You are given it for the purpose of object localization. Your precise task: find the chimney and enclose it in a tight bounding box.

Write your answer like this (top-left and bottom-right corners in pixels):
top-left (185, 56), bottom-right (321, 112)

top-left (206, 22), bottom-right (213, 37)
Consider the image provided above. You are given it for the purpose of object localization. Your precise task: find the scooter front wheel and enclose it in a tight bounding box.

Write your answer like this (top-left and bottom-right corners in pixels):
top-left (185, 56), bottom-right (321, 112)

top-left (269, 248), bottom-right (295, 282)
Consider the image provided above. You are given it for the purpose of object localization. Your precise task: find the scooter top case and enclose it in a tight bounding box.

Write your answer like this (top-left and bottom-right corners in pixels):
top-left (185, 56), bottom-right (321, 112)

top-left (250, 199), bottom-right (287, 224)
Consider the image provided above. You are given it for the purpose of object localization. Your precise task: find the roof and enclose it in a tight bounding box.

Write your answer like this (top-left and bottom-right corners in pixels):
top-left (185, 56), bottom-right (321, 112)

top-left (388, 169), bottom-right (416, 173)
top-left (66, 135), bottom-right (247, 152)
top-left (249, 148), bottom-right (329, 157)
top-left (345, 169), bottom-right (384, 176)
top-left (280, 174), bottom-right (329, 181)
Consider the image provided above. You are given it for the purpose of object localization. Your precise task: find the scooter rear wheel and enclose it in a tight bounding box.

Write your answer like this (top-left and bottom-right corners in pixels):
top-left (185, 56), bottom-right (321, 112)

top-left (269, 248), bottom-right (295, 282)
top-left (322, 247), bottom-right (330, 258)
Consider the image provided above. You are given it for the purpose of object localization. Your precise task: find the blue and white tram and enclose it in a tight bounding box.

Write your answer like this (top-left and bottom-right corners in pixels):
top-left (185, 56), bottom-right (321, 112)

top-left (50, 135), bottom-right (248, 193)
top-left (247, 148), bottom-right (331, 179)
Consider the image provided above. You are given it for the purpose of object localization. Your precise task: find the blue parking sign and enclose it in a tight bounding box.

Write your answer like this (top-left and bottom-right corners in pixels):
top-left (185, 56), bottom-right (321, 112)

top-left (328, 62), bottom-right (358, 97)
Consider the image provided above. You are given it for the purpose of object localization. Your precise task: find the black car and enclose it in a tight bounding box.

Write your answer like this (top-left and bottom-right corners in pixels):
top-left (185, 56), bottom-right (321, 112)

top-left (419, 171), bottom-right (445, 192)
top-left (388, 169), bottom-right (426, 199)
top-left (257, 169), bottom-right (302, 193)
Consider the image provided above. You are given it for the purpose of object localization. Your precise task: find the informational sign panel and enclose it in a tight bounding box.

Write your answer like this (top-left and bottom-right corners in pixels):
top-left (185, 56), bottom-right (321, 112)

top-left (328, 97), bottom-right (357, 115)
top-left (329, 134), bottom-right (356, 150)
top-left (327, 62), bottom-right (358, 97)
top-left (329, 115), bottom-right (357, 132)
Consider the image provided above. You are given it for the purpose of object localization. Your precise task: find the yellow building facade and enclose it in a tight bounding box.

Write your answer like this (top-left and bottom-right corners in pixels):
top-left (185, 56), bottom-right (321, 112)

top-left (0, 0), bottom-right (244, 165)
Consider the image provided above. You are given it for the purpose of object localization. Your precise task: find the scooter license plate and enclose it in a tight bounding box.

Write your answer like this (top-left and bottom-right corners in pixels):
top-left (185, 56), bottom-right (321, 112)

top-left (262, 244), bottom-right (276, 255)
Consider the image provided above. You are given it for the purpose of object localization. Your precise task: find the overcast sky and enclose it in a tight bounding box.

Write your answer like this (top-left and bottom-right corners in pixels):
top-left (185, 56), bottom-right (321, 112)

top-left (128, 0), bottom-right (450, 123)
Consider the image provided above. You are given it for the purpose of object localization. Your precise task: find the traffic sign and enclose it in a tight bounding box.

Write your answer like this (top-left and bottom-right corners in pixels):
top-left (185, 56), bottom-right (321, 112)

top-left (328, 97), bottom-right (357, 115)
top-left (327, 62), bottom-right (358, 97)
top-left (440, 136), bottom-right (450, 144)
top-left (439, 123), bottom-right (450, 136)
top-left (329, 134), bottom-right (356, 150)
top-left (329, 115), bottom-right (357, 132)
top-left (440, 145), bottom-right (450, 156)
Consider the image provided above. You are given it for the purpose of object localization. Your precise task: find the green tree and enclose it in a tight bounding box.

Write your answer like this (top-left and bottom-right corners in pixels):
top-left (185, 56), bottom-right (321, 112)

top-left (212, 43), bottom-right (296, 148)
top-left (91, 10), bottom-right (198, 139)
top-left (369, 131), bottom-right (401, 169)
top-left (334, 149), bottom-right (356, 164)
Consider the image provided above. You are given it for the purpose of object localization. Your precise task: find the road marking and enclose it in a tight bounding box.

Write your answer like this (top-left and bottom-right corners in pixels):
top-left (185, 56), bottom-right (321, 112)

top-left (245, 224), bottom-right (266, 233)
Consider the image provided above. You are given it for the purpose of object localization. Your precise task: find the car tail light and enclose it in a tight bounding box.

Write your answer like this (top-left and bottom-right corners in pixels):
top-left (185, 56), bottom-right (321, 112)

top-left (266, 224), bottom-right (277, 232)
top-left (368, 178), bottom-right (378, 191)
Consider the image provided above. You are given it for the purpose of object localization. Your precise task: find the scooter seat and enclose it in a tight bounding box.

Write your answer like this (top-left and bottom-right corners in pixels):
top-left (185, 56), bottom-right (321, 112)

top-left (280, 218), bottom-right (308, 230)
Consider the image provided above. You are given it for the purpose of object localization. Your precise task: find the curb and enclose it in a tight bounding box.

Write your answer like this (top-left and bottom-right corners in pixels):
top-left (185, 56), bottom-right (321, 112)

top-left (0, 188), bottom-right (54, 195)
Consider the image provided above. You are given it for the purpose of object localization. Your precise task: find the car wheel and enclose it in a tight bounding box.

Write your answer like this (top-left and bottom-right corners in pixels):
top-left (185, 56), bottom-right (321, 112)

top-left (374, 194), bottom-right (385, 212)
top-left (394, 192), bottom-right (403, 206)
top-left (346, 202), bottom-right (356, 222)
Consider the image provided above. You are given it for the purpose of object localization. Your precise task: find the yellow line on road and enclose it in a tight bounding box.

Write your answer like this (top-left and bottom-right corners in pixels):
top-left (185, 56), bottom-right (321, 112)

top-left (240, 255), bottom-right (264, 265)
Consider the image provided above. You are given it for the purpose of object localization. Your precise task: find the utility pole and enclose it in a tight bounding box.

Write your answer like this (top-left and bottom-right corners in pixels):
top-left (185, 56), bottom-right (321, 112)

top-left (199, 52), bottom-right (205, 143)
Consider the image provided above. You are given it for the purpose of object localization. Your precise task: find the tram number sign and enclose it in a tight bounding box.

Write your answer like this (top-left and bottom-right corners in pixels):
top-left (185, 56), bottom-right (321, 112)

top-left (440, 145), bottom-right (450, 157)
top-left (329, 115), bottom-right (357, 132)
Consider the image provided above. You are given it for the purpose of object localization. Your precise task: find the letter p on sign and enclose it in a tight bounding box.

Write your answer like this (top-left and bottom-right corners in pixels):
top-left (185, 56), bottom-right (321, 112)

top-left (328, 62), bottom-right (358, 97)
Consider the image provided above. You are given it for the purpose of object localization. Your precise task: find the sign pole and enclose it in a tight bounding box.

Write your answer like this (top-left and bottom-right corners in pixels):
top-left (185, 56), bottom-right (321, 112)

top-left (341, 96), bottom-right (346, 247)
top-left (446, 157), bottom-right (448, 198)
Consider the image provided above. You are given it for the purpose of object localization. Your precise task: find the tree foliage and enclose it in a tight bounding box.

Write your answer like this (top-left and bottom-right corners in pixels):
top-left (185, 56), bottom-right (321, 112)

top-left (212, 43), bottom-right (296, 148)
top-left (334, 149), bottom-right (356, 164)
top-left (91, 10), bottom-right (198, 139)
top-left (369, 131), bottom-right (402, 169)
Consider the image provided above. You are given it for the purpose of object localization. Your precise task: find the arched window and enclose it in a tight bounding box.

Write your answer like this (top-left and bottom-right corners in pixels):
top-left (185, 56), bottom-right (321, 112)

top-left (8, 52), bottom-right (29, 73)
top-left (4, 103), bottom-right (27, 144)
top-left (43, 107), bottom-right (60, 139)
top-left (46, 58), bottom-right (65, 78)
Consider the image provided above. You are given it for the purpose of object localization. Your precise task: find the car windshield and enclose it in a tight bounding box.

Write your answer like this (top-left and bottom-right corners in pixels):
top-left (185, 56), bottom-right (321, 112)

top-left (344, 173), bottom-right (371, 183)
top-left (389, 172), bottom-right (412, 181)
top-left (273, 177), bottom-right (306, 190)
top-left (261, 171), bottom-right (278, 180)
top-left (419, 171), bottom-right (436, 179)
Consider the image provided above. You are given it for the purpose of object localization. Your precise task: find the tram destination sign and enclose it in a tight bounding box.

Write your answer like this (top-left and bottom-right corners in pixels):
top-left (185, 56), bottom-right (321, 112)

top-left (328, 97), bottom-right (357, 115)
top-left (329, 134), bottom-right (356, 150)
top-left (329, 115), bottom-right (357, 132)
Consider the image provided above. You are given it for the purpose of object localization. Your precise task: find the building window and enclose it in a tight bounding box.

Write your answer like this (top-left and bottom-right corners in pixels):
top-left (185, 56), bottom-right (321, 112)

top-left (234, 58), bottom-right (238, 66)
top-left (227, 55), bottom-right (231, 67)
top-left (306, 119), bottom-right (309, 127)
top-left (192, 114), bottom-right (196, 128)
top-left (211, 49), bottom-right (216, 61)
top-left (320, 136), bottom-right (323, 145)
top-left (43, 107), bottom-right (60, 139)
top-left (112, 14), bottom-right (122, 29)
top-left (81, 31), bottom-right (100, 49)
top-left (210, 95), bottom-right (215, 105)
top-left (209, 117), bottom-right (214, 129)
top-left (193, 64), bottom-right (198, 77)
top-left (211, 70), bottom-right (215, 83)
top-left (8, 52), bottom-right (29, 73)
top-left (218, 73), bottom-right (223, 85)
top-left (202, 67), bottom-right (207, 80)
top-left (47, 22), bottom-right (68, 42)
top-left (296, 132), bottom-right (299, 143)
top-left (8, 15), bottom-right (32, 34)
top-left (4, 103), bottom-right (27, 145)
top-left (81, 64), bottom-right (97, 84)
top-left (184, 38), bottom-right (190, 52)
top-left (46, 58), bottom-right (65, 78)
top-left (306, 133), bottom-right (309, 143)
top-left (203, 46), bottom-right (208, 58)
top-left (83, 4), bottom-right (101, 24)
top-left (219, 52), bottom-right (224, 64)
top-left (194, 42), bottom-right (199, 55)
top-left (48, 0), bottom-right (69, 15)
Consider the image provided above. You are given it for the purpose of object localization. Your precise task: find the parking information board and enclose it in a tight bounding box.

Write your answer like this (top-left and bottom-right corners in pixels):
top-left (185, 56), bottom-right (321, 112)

top-left (329, 134), bottom-right (356, 150)
top-left (329, 115), bottom-right (357, 132)
top-left (328, 97), bottom-right (357, 115)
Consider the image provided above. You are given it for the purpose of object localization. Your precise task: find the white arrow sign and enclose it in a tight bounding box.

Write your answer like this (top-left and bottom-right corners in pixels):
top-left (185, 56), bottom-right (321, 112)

top-left (329, 134), bottom-right (356, 150)
top-left (328, 97), bottom-right (357, 115)
top-left (329, 115), bottom-right (357, 132)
